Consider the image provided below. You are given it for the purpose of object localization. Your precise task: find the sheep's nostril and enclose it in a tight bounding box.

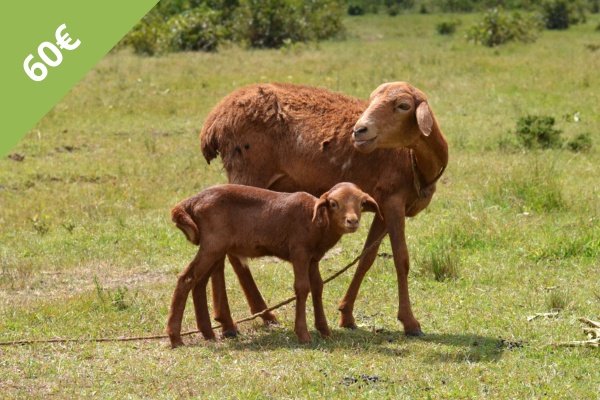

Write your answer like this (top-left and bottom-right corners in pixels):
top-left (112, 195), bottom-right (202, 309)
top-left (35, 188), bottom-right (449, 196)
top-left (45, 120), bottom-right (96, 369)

top-left (346, 218), bottom-right (359, 227)
top-left (353, 126), bottom-right (368, 138)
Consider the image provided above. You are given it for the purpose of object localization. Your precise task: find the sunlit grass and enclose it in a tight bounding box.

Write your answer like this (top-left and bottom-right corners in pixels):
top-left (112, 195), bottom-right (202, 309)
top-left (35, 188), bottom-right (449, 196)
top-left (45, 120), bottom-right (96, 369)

top-left (0, 12), bottom-right (599, 399)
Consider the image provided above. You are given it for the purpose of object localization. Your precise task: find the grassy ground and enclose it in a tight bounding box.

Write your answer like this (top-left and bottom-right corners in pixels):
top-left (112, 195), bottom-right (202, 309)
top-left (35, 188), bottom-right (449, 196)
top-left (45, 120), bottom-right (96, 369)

top-left (1, 12), bottom-right (599, 399)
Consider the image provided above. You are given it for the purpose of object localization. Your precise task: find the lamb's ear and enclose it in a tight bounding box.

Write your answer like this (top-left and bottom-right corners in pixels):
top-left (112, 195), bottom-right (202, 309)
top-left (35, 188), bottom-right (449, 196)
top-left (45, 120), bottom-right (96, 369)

top-left (416, 102), bottom-right (433, 137)
top-left (362, 194), bottom-right (383, 220)
top-left (312, 197), bottom-right (329, 228)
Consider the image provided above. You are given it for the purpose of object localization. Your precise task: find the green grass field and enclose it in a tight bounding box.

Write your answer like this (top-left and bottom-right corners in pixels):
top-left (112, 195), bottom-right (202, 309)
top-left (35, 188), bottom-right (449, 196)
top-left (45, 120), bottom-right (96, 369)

top-left (1, 13), bottom-right (599, 399)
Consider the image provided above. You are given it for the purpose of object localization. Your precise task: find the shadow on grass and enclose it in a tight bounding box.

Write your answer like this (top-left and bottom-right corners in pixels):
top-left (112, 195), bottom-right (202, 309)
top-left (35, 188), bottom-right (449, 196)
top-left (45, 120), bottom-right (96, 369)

top-left (195, 326), bottom-right (505, 363)
top-left (416, 332), bottom-right (506, 363)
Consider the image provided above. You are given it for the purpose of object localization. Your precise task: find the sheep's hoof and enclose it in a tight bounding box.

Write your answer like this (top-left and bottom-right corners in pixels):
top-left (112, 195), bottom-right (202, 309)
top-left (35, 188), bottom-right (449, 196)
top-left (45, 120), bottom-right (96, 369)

top-left (222, 329), bottom-right (239, 339)
top-left (318, 327), bottom-right (332, 338)
top-left (405, 328), bottom-right (424, 337)
top-left (339, 321), bottom-right (358, 330)
top-left (296, 332), bottom-right (312, 344)
top-left (261, 312), bottom-right (279, 325)
top-left (201, 332), bottom-right (217, 341)
top-left (169, 338), bottom-right (185, 349)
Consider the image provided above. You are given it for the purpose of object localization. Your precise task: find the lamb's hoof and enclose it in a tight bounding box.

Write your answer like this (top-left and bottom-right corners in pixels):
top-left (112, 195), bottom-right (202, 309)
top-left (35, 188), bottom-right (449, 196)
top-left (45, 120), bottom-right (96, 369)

top-left (405, 328), bottom-right (424, 337)
top-left (169, 338), bottom-right (184, 349)
top-left (222, 329), bottom-right (239, 339)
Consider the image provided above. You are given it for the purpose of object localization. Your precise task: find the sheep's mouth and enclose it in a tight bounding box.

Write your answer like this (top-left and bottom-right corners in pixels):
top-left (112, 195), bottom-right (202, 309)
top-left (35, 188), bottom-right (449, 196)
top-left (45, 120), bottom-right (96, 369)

top-left (344, 225), bottom-right (359, 233)
top-left (353, 136), bottom-right (377, 152)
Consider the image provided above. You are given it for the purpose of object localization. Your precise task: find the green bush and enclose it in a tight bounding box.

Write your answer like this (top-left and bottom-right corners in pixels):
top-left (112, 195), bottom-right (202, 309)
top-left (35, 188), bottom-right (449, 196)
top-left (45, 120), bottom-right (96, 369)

top-left (514, 115), bottom-right (563, 149)
top-left (347, 3), bottom-right (365, 15)
top-left (441, 0), bottom-right (476, 12)
top-left (566, 132), bottom-right (593, 152)
top-left (543, 0), bottom-right (570, 28)
top-left (123, 0), bottom-right (344, 54)
top-left (124, 14), bottom-right (171, 56)
top-left (467, 8), bottom-right (540, 47)
top-left (233, 0), bottom-right (344, 48)
top-left (168, 7), bottom-right (226, 52)
top-left (436, 20), bottom-right (461, 35)
top-left (542, 0), bottom-right (587, 29)
top-left (384, 0), bottom-right (414, 15)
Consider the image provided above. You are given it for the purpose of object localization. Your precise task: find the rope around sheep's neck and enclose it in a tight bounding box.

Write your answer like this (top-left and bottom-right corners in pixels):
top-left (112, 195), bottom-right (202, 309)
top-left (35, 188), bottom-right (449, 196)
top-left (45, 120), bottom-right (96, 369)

top-left (0, 232), bottom-right (388, 346)
top-left (409, 148), bottom-right (446, 200)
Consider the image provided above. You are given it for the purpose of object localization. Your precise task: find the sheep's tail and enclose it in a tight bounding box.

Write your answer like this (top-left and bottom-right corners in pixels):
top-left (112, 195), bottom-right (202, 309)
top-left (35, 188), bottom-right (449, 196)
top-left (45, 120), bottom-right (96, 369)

top-left (171, 205), bottom-right (200, 246)
top-left (200, 84), bottom-right (288, 164)
top-left (200, 110), bottom-right (221, 164)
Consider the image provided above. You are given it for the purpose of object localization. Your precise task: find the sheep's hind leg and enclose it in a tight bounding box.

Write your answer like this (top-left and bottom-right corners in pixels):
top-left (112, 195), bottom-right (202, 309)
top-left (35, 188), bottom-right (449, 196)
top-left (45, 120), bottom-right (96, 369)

top-left (228, 255), bottom-right (278, 325)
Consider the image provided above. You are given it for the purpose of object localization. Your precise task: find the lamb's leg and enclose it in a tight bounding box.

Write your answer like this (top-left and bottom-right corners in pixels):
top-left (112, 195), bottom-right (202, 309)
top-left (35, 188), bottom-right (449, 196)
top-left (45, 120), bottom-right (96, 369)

top-left (383, 200), bottom-right (422, 336)
top-left (227, 254), bottom-right (278, 324)
top-left (338, 216), bottom-right (387, 329)
top-left (309, 260), bottom-right (330, 338)
top-left (166, 250), bottom-right (222, 348)
top-left (208, 260), bottom-right (239, 338)
top-left (292, 258), bottom-right (312, 343)
top-left (191, 272), bottom-right (215, 340)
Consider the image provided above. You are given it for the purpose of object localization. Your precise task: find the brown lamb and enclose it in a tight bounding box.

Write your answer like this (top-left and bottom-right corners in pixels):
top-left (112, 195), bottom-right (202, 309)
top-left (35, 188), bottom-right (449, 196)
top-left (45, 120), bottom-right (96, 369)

top-left (199, 82), bottom-right (448, 336)
top-left (167, 182), bottom-right (381, 347)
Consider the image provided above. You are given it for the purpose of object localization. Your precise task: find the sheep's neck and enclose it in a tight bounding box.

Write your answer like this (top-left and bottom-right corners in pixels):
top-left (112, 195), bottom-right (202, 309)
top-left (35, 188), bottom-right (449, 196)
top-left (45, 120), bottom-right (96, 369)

top-left (408, 120), bottom-right (448, 196)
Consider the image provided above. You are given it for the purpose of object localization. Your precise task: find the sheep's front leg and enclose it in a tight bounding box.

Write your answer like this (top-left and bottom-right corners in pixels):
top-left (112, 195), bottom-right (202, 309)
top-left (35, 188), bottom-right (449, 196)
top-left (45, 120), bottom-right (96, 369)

top-left (166, 250), bottom-right (221, 348)
top-left (383, 197), bottom-right (422, 336)
top-left (309, 260), bottom-right (330, 338)
top-left (292, 258), bottom-right (312, 343)
top-left (338, 215), bottom-right (387, 328)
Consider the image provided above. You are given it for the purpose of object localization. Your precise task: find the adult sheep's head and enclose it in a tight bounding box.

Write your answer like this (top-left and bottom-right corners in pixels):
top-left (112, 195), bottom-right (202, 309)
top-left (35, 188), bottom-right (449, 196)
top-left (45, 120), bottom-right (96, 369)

top-left (352, 82), bottom-right (438, 153)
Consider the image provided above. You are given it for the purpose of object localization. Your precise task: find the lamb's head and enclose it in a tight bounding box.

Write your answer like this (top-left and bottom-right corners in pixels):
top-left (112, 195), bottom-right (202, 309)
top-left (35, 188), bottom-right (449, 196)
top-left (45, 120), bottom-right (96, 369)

top-left (352, 82), bottom-right (436, 153)
top-left (312, 182), bottom-right (382, 234)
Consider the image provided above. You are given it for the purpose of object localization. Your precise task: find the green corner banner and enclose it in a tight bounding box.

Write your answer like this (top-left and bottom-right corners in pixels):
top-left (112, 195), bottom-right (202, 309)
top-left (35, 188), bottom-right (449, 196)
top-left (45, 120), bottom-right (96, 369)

top-left (0, 1), bottom-right (159, 157)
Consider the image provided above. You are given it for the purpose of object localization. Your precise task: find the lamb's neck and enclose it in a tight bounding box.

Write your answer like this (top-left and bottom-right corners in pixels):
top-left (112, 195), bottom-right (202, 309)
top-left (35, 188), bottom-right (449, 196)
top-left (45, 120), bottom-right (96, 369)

top-left (408, 119), bottom-right (448, 187)
top-left (318, 229), bottom-right (343, 255)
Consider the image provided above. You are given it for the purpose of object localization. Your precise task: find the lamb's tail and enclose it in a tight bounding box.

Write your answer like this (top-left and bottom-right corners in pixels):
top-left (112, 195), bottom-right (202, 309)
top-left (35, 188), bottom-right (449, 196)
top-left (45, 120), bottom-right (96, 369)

top-left (171, 205), bottom-right (200, 245)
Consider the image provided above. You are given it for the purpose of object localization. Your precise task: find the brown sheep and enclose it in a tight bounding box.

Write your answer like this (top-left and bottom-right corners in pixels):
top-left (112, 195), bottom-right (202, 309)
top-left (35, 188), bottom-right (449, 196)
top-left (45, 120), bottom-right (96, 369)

top-left (200, 82), bottom-right (448, 336)
top-left (167, 182), bottom-right (381, 347)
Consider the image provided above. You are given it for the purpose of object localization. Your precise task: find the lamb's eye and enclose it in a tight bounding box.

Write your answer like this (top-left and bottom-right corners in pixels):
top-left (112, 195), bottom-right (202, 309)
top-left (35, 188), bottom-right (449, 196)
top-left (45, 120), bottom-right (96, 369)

top-left (396, 102), bottom-right (411, 111)
top-left (329, 200), bottom-right (338, 209)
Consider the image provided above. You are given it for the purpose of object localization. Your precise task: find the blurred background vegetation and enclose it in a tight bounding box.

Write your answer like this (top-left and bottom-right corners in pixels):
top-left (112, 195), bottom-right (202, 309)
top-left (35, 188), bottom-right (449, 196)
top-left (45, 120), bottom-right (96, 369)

top-left (120, 0), bottom-right (600, 54)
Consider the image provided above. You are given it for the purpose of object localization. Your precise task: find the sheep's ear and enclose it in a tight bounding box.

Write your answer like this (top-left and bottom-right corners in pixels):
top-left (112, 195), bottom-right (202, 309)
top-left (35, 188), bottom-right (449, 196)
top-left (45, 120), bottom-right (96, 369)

top-left (312, 197), bottom-right (329, 228)
top-left (416, 102), bottom-right (433, 137)
top-left (362, 194), bottom-right (383, 220)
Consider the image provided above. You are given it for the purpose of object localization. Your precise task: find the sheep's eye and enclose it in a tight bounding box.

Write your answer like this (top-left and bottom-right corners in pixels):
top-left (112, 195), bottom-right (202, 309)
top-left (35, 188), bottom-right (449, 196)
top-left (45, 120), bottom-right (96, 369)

top-left (329, 200), bottom-right (338, 209)
top-left (396, 102), bottom-right (411, 111)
